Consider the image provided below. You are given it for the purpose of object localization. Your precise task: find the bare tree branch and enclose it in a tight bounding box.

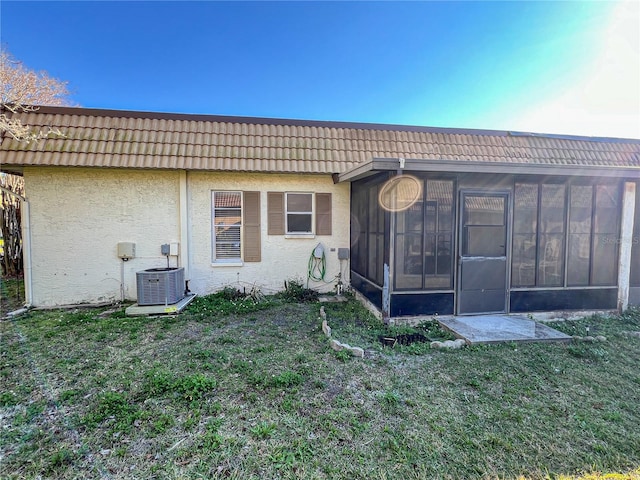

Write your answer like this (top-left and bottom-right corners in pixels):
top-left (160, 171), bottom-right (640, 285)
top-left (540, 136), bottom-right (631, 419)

top-left (1, 47), bottom-right (74, 277)
top-left (1, 47), bottom-right (73, 142)
top-left (1, 48), bottom-right (71, 107)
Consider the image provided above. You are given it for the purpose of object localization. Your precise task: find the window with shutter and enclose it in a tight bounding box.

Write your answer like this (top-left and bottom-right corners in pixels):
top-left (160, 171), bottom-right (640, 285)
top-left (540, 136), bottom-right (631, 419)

top-left (268, 192), bottom-right (332, 236)
top-left (212, 191), bottom-right (242, 262)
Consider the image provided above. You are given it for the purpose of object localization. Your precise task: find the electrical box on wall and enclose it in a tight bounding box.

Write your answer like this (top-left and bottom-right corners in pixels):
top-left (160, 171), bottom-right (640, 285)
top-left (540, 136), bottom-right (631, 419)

top-left (117, 242), bottom-right (136, 260)
top-left (338, 248), bottom-right (350, 260)
top-left (160, 243), bottom-right (180, 256)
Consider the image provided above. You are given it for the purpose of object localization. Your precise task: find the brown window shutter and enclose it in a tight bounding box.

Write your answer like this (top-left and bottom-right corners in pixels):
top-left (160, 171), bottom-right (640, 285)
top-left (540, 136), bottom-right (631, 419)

top-left (267, 192), bottom-right (285, 235)
top-left (243, 191), bottom-right (261, 262)
top-left (316, 193), bottom-right (332, 235)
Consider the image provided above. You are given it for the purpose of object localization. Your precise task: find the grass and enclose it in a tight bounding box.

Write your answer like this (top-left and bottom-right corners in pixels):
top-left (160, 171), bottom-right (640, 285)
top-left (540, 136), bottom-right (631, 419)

top-left (0, 276), bottom-right (25, 313)
top-left (1, 289), bottom-right (639, 479)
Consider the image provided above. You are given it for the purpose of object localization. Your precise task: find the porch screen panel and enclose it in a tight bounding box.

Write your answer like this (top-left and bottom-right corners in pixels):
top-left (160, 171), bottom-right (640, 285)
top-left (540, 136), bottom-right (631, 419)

top-left (425, 180), bottom-right (453, 288)
top-left (395, 197), bottom-right (423, 289)
top-left (368, 184), bottom-right (384, 285)
top-left (512, 183), bottom-right (538, 287)
top-left (538, 184), bottom-right (565, 286)
top-left (394, 179), bottom-right (454, 290)
top-left (632, 182), bottom-right (640, 287)
top-left (567, 185), bottom-right (593, 286)
top-left (351, 188), bottom-right (368, 277)
top-left (592, 185), bottom-right (620, 285)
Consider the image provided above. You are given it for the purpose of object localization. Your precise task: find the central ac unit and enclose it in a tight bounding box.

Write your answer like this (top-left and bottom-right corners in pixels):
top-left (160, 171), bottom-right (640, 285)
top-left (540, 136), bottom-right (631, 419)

top-left (136, 267), bottom-right (185, 306)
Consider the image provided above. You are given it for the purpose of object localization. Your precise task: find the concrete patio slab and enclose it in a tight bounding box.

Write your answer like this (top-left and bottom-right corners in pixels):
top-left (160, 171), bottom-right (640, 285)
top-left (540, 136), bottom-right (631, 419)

top-left (438, 315), bottom-right (572, 345)
top-left (318, 295), bottom-right (348, 303)
top-left (125, 293), bottom-right (197, 316)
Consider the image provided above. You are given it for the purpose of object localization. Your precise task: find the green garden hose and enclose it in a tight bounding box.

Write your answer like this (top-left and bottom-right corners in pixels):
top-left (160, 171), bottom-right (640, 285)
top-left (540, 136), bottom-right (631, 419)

top-left (307, 243), bottom-right (327, 287)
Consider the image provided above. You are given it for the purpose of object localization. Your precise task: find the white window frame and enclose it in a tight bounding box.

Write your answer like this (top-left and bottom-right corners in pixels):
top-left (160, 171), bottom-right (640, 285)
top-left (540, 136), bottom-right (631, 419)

top-left (212, 191), bottom-right (243, 265)
top-left (285, 192), bottom-right (314, 236)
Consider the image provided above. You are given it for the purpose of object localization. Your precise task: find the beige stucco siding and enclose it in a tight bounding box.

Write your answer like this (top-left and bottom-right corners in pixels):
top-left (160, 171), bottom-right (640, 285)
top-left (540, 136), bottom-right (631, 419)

top-left (24, 167), bottom-right (181, 306)
top-left (187, 171), bottom-right (351, 296)
top-left (23, 167), bottom-right (350, 306)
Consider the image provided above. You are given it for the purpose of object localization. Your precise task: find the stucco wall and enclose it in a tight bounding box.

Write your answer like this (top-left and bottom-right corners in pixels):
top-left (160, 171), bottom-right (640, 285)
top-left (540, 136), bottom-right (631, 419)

top-left (187, 171), bottom-right (351, 296)
top-left (23, 167), bottom-right (351, 306)
top-left (24, 167), bottom-right (181, 306)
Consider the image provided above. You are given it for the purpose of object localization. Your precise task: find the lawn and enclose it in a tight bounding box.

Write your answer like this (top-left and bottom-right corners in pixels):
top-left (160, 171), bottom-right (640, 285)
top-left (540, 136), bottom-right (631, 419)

top-left (0, 276), bottom-right (25, 314)
top-left (1, 288), bottom-right (639, 479)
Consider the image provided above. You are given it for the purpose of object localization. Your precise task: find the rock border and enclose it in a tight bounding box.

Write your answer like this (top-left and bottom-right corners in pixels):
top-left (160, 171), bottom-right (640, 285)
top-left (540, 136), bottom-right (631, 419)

top-left (430, 339), bottom-right (467, 349)
top-left (320, 306), bottom-right (469, 355)
top-left (320, 307), bottom-right (365, 358)
top-left (572, 335), bottom-right (607, 342)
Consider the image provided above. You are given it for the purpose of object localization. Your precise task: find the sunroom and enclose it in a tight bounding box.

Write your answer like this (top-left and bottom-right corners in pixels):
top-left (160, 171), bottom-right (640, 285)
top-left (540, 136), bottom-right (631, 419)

top-left (340, 158), bottom-right (640, 320)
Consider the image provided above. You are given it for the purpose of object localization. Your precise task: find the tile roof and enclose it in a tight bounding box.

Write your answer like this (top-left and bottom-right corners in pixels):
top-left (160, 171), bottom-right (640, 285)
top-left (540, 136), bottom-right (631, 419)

top-left (1, 106), bottom-right (639, 174)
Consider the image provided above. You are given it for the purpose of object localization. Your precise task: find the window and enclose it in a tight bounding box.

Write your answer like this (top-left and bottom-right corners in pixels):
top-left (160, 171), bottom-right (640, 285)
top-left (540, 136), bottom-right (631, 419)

top-left (286, 193), bottom-right (313, 234)
top-left (267, 192), bottom-right (332, 236)
top-left (211, 191), bottom-right (261, 264)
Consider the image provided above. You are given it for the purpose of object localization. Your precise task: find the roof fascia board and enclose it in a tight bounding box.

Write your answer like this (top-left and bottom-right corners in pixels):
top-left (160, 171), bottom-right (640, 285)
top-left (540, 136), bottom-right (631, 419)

top-left (336, 159), bottom-right (401, 183)
top-left (338, 157), bottom-right (640, 182)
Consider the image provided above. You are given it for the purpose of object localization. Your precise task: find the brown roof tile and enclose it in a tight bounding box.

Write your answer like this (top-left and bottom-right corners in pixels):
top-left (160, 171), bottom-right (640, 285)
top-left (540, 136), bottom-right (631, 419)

top-left (2, 106), bottom-right (639, 174)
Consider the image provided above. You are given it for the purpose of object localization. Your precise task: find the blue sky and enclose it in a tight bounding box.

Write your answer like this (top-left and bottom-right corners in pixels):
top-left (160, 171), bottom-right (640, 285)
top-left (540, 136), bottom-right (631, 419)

top-left (1, 1), bottom-right (638, 138)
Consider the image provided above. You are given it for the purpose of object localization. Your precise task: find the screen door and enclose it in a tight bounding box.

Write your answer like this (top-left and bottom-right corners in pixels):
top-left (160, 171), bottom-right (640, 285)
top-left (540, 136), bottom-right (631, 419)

top-left (458, 192), bottom-right (509, 315)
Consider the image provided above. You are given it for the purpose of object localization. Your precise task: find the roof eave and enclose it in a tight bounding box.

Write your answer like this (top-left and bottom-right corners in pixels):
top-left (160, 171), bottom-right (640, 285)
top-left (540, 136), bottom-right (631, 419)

top-left (338, 157), bottom-right (640, 183)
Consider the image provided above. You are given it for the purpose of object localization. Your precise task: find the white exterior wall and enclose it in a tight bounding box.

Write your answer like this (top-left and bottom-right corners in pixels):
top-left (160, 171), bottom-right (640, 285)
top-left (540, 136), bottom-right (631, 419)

top-left (187, 171), bottom-right (351, 296)
top-left (24, 167), bottom-right (181, 306)
top-left (23, 167), bottom-right (351, 306)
